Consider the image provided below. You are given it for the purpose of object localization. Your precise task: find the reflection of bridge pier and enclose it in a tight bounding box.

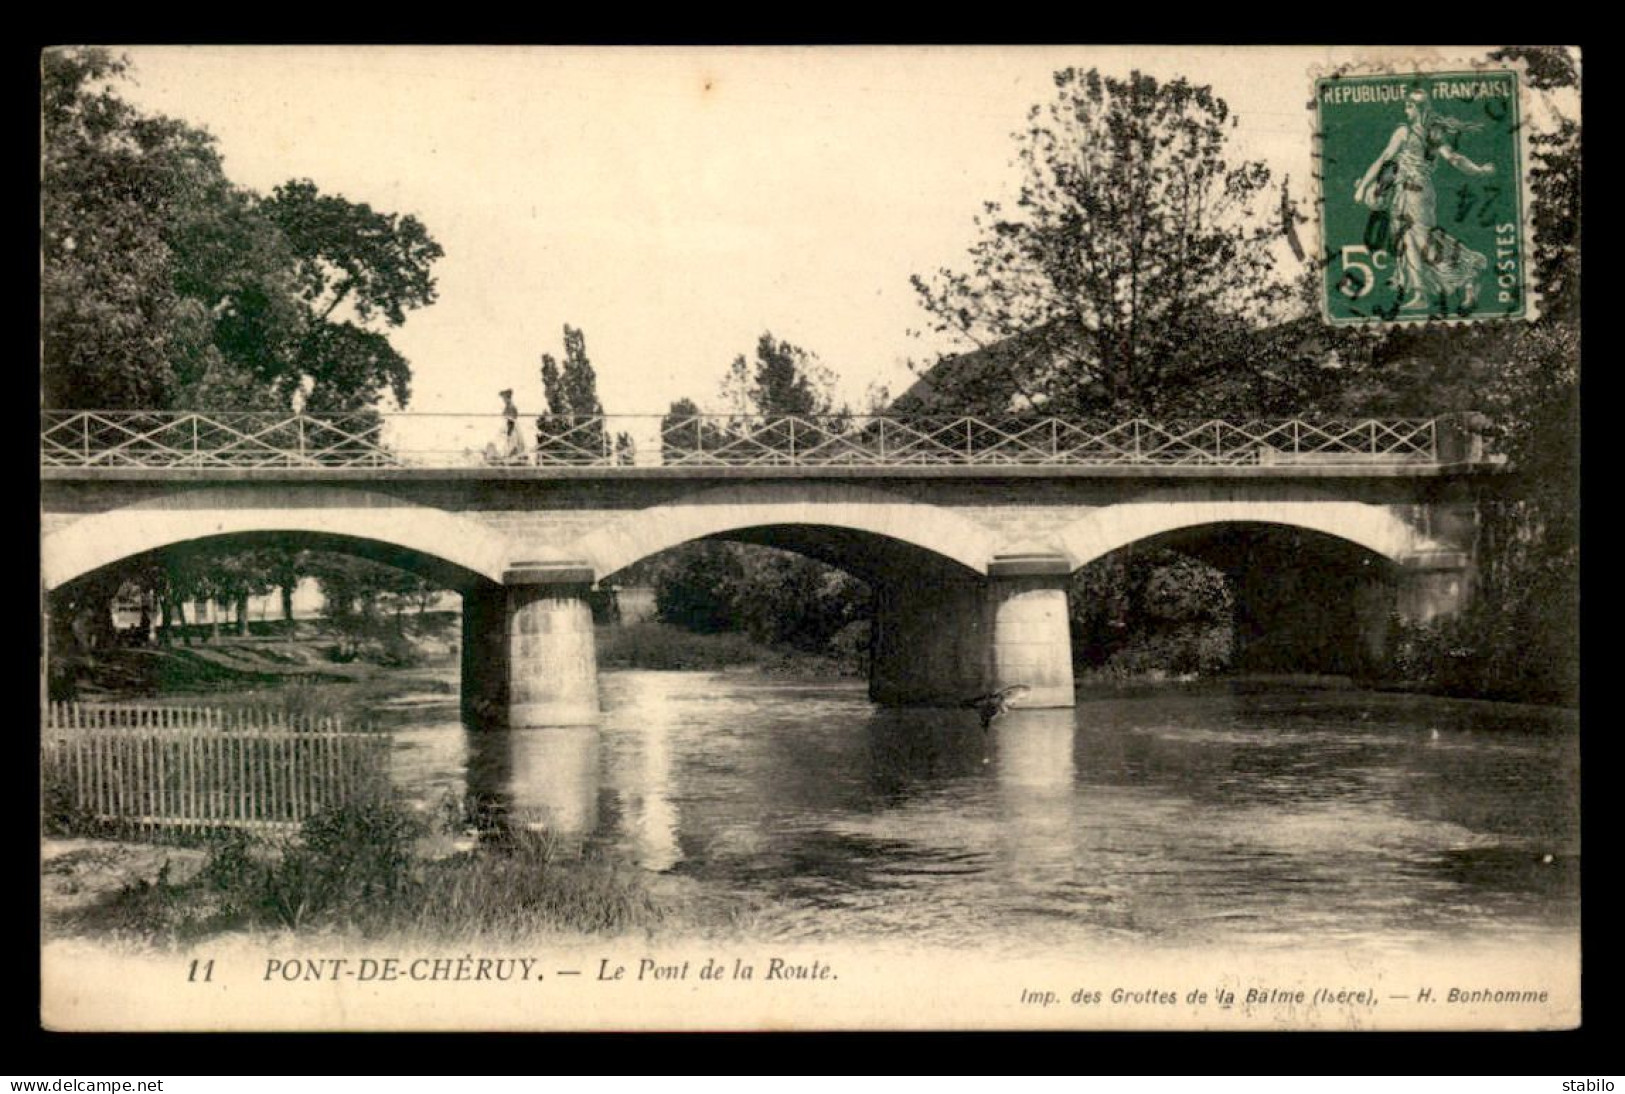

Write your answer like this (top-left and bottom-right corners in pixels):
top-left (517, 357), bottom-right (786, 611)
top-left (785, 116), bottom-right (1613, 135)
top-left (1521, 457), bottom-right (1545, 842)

top-left (992, 708), bottom-right (1078, 886)
top-left (466, 723), bottom-right (600, 842)
top-left (603, 675), bottom-right (682, 871)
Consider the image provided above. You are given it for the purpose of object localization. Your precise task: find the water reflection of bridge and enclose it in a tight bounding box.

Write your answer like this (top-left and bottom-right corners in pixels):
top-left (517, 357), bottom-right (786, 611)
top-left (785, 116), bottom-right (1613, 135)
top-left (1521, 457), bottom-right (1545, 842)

top-left (464, 688), bottom-right (1080, 885)
top-left (43, 412), bottom-right (1501, 724)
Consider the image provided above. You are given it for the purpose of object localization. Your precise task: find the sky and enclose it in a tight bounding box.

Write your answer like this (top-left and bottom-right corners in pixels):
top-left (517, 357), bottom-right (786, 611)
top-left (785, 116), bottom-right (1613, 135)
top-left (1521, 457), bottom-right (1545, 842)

top-left (106, 45), bottom-right (1527, 425)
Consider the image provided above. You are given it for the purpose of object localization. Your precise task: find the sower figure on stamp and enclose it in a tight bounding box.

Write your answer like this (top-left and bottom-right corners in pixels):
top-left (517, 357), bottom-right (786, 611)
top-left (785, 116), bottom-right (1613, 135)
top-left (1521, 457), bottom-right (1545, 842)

top-left (1354, 88), bottom-right (1496, 310)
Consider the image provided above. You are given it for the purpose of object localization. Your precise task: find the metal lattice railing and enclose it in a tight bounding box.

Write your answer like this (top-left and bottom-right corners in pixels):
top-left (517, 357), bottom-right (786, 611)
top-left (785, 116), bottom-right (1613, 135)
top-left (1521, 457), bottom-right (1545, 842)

top-left (41, 411), bottom-right (1457, 470)
top-left (40, 411), bottom-right (397, 469)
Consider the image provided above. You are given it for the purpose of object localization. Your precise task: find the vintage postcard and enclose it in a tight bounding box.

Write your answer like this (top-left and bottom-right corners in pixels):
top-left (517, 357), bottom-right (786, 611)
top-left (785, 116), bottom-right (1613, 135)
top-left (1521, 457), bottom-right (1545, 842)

top-left (40, 45), bottom-right (1580, 1033)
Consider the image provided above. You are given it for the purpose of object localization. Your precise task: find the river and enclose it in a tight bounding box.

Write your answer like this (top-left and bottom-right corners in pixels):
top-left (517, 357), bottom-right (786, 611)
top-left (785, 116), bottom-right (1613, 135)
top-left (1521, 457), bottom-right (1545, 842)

top-left (378, 670), bottom-right (1578, 955)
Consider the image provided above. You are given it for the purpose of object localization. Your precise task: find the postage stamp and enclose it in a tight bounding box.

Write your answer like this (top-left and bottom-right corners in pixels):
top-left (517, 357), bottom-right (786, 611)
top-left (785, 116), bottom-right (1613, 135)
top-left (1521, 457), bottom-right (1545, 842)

top-left (1316, 65), bottom-right (1531, 324)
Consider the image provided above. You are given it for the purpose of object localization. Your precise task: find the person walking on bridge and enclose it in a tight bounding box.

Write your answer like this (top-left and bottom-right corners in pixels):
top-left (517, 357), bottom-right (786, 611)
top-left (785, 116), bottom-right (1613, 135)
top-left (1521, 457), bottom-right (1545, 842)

top-left (493, 388), bottom-right (527, 464)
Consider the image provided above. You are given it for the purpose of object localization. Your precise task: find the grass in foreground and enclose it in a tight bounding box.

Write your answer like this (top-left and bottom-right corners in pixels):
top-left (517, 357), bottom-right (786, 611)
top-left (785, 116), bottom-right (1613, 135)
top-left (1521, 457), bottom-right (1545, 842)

top-left (53, 799), bottom-right (736, 944)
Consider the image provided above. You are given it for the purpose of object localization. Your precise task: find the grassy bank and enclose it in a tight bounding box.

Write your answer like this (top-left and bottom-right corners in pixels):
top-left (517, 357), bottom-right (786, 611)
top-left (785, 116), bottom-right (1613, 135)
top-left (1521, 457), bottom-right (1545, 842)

top-left (50, 618), bottom-right (458, 703)
top-left (45, 799), bottom-right (749, 945)
top-left (57, 617), bottom-right (857, 706)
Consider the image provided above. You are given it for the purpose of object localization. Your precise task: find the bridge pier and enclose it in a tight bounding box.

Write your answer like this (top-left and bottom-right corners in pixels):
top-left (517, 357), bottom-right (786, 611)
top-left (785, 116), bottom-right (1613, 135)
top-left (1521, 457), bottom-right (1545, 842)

top-left (985, 556), bottom-right (1075, 709)
top-left (504, 563), bottom-right (600, 726)
top-left (459, 565), bottom-right (602, 727)
top-left (869, 574), bottom-right (987, 705)
top-left (869, 555), bottom-right (1076, 709)
top-left (1395, 551), bottom-right (1474, 626)
top-left (460, 584), bottom-right (508, 722)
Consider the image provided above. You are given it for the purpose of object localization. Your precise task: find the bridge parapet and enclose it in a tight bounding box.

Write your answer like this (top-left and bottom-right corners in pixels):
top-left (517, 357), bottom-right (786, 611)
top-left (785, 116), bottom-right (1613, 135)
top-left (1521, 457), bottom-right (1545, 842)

top-left (42, 411), bottom-right (1490, 472)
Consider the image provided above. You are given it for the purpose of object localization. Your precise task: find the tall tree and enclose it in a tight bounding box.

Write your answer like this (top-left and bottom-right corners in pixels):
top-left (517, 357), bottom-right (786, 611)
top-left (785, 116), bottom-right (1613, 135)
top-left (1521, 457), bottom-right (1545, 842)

top-left (537, 324), bottom-right (620, 461)
top-left (43, 49), bottom-right (443, 415)
top-left (260, 179), bottom-right (443, 411)
top-left (557, 325), bottom-right (604, 419)
top-left (720, 332), bottom-right (840, 419)
top-left (538, 324), bottom-right (605, 418)
top-left (911, 68), bottom-right (1287, 417)
top-left (41, 49), bottom-right (268, 410)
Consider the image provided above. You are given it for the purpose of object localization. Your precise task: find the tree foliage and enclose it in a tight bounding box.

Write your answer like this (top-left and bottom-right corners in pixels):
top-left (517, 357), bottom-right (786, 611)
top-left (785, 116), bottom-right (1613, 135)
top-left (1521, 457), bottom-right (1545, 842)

top-left (535, 324), bottom-right (630, 462)
top-left (662, 330), bottom-right (847, 462)
top-left (42, 48), bottom-right (442, 414)
top-left (911, 68), bottom-right (1288, 417)
top-left (638, 541), bottom-right (869, 654)
top-left (1438, 50), bottom-right (1578, 701)
top-left (43, 49), bottom-right (258, 409)
top-left (725, 332), bottom-right (839, 418)
top-left (262, 179), bottom-right (441, 330)
top-left (304, 555), bottom-right (435, 626)
top-left (659, 396), bottom-right (726, 462)
top-left (1070, 548), bottom-right (1233, 676)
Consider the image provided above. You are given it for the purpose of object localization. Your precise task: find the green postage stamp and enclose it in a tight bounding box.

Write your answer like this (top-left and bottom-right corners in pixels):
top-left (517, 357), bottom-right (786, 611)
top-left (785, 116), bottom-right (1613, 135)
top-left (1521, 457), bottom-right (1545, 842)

top-left (1316, 65), bottom-right (1531, 324)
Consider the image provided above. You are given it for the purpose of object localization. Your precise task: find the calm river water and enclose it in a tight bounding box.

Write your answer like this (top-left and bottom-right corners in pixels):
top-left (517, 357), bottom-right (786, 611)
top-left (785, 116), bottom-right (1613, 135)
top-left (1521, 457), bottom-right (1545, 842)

top-left (379, 670), bottom-right (1579, 954)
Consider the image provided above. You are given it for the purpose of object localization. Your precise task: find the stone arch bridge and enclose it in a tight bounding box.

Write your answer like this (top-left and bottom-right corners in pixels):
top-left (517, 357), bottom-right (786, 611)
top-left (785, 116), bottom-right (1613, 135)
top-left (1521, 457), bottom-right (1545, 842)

top-left (41, 412), bottom-right (1500, 724)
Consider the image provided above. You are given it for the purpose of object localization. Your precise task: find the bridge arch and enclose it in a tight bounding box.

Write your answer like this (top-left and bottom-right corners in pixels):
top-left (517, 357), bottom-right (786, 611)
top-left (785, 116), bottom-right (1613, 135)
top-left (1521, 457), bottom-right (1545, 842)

top-left (42, 485), bottom-right (512, 590)
top-left (572, 482), bottom-right (1001, 580)
top-left (1055, 485), bottom-right (1446, 571)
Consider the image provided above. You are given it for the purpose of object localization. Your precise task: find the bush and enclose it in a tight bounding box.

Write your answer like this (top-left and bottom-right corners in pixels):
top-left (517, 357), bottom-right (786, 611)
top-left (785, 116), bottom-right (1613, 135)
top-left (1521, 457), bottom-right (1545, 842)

top-left (42, 765), bottom-right (101, 837)
top-left (636, 542), bottom-right (871, 656)
top-left (1071, 548), bottom-right (1234, 675)
top-left (1385, 614), bottom-right (1486, 697)
top-left (825, 620), bottom-right (870, 675)
top-left (399, 830), bottom-right (669, 939)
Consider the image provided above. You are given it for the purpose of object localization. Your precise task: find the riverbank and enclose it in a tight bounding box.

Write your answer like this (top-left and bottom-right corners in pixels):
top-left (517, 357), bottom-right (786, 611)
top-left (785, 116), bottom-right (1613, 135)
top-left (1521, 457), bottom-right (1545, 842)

top-left (51, 618), bottom-right (457, 701)
top-left (53, 618), bottom-right (858, 706)
top-left (597, 619), bottom-right (856, 676)
top-left (42, 803), bottom-right (756, 947)
top-left (1070, 671), bottom-right (1579, 723)
top-left (53, 623), bottom-right (1573, 719)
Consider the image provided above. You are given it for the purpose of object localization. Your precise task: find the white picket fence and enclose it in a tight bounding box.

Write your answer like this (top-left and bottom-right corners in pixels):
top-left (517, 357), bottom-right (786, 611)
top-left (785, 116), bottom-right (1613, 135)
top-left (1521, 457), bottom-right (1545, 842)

top-left (42, 702), bottom-right (391, 838)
